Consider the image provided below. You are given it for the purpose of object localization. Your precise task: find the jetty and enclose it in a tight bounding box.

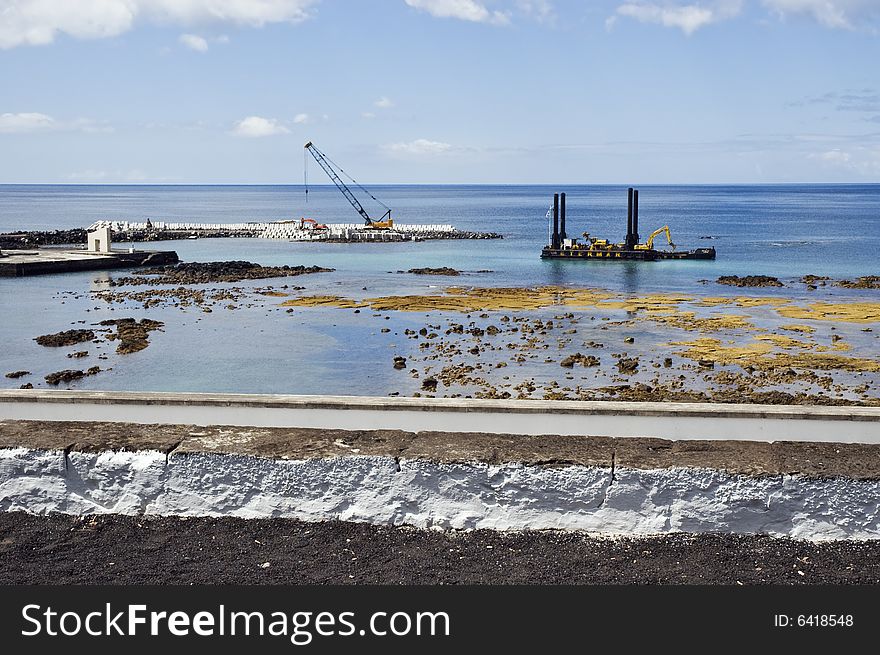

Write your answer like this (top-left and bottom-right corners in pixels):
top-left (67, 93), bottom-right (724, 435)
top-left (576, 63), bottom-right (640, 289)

top-left (0, 225), bottom-right (178, 277)
top-left (87, 220), bottom-right (499, 242)
top-left (0, 248), bottom-right (179, 277)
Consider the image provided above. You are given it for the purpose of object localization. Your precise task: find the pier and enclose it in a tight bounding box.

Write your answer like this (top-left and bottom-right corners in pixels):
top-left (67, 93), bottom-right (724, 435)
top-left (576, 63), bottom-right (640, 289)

top-left (0, 248), bottom-right (179, 277)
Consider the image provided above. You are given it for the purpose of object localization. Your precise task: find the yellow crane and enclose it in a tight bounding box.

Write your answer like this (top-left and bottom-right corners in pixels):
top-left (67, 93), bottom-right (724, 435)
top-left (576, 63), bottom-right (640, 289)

top-left (634, 225), bottom-right (675, 251)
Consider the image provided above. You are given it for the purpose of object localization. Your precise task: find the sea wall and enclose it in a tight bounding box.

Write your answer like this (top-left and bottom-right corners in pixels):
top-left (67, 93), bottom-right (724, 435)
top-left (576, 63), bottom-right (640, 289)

top-left (1, 419), bottom-right (878, 541)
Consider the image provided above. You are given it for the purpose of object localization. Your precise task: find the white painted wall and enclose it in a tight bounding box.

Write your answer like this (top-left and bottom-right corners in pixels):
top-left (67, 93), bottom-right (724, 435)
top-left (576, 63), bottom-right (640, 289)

top-left (1, 448), bottom-right (877, 540)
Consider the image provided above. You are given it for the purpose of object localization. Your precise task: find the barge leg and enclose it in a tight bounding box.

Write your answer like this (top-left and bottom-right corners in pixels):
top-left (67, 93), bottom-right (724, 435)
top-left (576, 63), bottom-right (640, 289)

top-left (552, 193), bottom-right (559, 249)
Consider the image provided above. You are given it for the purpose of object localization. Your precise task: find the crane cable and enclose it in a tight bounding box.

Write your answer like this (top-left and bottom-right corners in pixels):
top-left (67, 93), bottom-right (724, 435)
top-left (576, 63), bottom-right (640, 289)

top-left (304, 147), bottom-right (309, 203)
top-left (318, 147), bottom-right (391, 213)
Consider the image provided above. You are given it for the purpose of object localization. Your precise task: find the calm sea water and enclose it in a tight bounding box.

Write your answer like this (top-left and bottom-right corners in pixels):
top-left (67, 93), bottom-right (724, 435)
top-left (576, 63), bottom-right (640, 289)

top-left (1, 184), bottom-right (878, 394)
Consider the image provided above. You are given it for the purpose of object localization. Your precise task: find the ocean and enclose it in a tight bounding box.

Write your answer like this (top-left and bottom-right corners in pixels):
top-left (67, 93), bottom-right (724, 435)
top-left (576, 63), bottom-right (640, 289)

top-left (1, 184), bottom-right (878, 396)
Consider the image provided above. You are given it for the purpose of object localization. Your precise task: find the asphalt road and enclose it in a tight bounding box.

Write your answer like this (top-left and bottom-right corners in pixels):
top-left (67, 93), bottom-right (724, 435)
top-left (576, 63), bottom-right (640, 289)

top-left (1, 512), bottom-right (877, 585)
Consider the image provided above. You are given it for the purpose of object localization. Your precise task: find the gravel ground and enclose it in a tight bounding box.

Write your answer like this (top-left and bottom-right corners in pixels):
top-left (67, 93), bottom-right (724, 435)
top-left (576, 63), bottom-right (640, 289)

top-left (1, 512), bottom-right (878, 585)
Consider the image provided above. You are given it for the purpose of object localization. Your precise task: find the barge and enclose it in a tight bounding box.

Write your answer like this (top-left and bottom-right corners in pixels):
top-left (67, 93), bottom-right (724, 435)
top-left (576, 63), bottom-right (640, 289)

top-left (540, 189), bottom-right (715, 261)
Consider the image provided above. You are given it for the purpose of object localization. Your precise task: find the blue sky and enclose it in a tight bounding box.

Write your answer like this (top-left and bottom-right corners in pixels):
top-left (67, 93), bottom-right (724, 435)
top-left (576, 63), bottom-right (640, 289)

top-left (1, 0), bottom-right (879, 183)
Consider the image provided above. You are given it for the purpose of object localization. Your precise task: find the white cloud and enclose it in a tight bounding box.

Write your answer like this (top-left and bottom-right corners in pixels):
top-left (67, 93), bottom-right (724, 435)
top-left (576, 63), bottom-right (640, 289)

top-left (293, 113), bottom-right (310, 124)
top-left (374, 96), bottom-right (394, 109)
top-left (0, 0), bottom-right (317, 49)
top-left (611, 1), bottom-right (743, 35)
top-left (809, 146), bottom-right (880, 176)
top-left (385, 138), bottom-right (454, 155)
top-left (762, 0), bottom-right (879, 30)
top-left (0, 112), bottom-right (112, 134)
top-left (0, 112), bottom-right (56, 133)
top-left (178, 33), bottom-right (208, 51)
top-left (404, 0), bottom-right (510, 25)
top-left (517, 0), bottom-right (555, 23)
top-left (815, 148), bottom-right (851, 163)
top-left (230, 116), bottom-right (290, 137)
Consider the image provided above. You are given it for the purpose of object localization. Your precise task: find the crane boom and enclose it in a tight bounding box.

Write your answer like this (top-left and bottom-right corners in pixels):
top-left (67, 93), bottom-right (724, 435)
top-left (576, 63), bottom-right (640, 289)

top-left (304, 141), bottom-right (392, 227)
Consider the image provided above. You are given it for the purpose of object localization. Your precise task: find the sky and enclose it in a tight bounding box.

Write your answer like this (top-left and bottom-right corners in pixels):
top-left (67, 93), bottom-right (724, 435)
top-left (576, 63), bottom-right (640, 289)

top-left (1, 0), bottom-right (879, 184)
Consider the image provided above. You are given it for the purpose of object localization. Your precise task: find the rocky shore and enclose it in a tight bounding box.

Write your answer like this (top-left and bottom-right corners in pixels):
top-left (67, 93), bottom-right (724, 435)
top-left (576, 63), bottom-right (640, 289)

top-left (281, 284), bottom-right (880, 405)
top-left (112, 260), bottom-right (334, 285)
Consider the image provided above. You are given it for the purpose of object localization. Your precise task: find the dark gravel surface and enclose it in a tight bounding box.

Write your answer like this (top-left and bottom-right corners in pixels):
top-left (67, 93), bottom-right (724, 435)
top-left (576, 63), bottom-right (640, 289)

top-left (1, 512), bottom-right (878, 585)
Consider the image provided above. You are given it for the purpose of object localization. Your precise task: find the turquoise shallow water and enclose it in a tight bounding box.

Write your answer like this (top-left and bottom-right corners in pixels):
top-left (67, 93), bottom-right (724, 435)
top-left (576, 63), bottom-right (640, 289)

top-left (1, 184), bottom-right (878, 395)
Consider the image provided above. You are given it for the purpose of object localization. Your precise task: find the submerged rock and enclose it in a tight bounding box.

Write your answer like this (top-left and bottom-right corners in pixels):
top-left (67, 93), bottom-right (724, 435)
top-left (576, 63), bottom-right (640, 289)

top-left (4, 371), bottom-right (30, 379)
top-left (45, 366), bottom-right (102, 385)
top-left (99, 318), bottom-right (164, 354)
top-left (113, 261), bottom-right (334, 286)
top-left (717, 275), bottom-right (783, 288)
top-left (559, 353), bottom-right (600, 368)
top-left (616, 357), bottom-right (639, 374)
top-left (406, 267), bottom-right (461, 276)
top-left (34, 329), bottom-right (95, 348)
top-left (837, 276), bottom-right (880, 290)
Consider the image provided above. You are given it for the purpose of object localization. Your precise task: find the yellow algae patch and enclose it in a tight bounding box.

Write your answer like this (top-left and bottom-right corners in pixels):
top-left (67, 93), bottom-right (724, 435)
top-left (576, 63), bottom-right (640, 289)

top-left (776, 302), bottom-right (880, 324)
top-left (697, 297), bottom-right (790, 308)
top-left (280, 295), bottom-right (366, 309)
top-left (644, 311), bottom-right (754, 332)
top-left (599, 294), bottom-right (694, 312)
top-left (258, 291), bottom-right (288, 298)
top-left (672, 337), bottom-right (880, 372)
top-left (755, 334), bottom-right (815, 349)
top-left (670, 338), bottom-right (773, 364)
top-left (363, 287), bottom-right (621, 313)
top-left (780, 324), bottom-right (816, 334)
top-left (282, 286), bottom-right (620, 313)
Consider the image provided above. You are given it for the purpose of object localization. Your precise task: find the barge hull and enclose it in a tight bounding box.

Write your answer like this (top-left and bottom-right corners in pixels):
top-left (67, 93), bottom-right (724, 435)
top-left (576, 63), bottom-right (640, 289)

top-left (541, 246), bottom-right (715, 261)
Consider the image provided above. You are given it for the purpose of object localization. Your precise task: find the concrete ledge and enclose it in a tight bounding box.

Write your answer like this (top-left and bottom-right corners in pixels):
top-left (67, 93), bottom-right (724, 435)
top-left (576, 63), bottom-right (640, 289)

top-left (2, 420), bottom-right (879, 480)
top-left (2, 390), bottom-right (880, 443)
top-left (2, 389), bottom-right (880, 420)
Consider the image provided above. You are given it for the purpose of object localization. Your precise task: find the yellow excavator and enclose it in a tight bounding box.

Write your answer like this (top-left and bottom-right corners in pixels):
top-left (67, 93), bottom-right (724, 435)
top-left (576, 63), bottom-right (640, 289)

top-left (634, 225), bottom-right (675, 251)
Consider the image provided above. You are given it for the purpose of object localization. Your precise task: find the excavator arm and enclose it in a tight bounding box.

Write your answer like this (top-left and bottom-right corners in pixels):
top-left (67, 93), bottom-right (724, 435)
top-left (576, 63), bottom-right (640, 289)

top-left (645, 225), bottom-right (675, 250)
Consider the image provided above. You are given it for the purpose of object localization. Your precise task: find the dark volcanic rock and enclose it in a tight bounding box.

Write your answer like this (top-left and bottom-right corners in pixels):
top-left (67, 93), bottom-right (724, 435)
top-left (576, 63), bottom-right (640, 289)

top-left (5, 371), bottom-right (30, 379)
top-left (560, 353), bottom-right (600, 368)
top-left (393, 356), bottom-right (407, 370)
top-left (0, 229), bottom-right (87, 249)
top-left (19, 383), bottom-right (33, 389)
top-left (406, 267), bottom-right (461, 276)
top-left (44, 370), bottom-right (85, 385)
top-left (45, 366), bottom-right (102, 385)
top-left (616, 357), bottom-right (639, 374)
top-left (34, 329), bottom-right (95, 348)
top-left (113, 261), bottom-right (334, 286)
top-left (99, 318), bottom-right (164, 354)
top-left (717, 275), bottom-right (783, 288)
top-left (421, 377), bottom-right (438, 392)
top-left (837, 276), bottom-right (880, 290)
top-left (801, 275), bottom-right (831, 286)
